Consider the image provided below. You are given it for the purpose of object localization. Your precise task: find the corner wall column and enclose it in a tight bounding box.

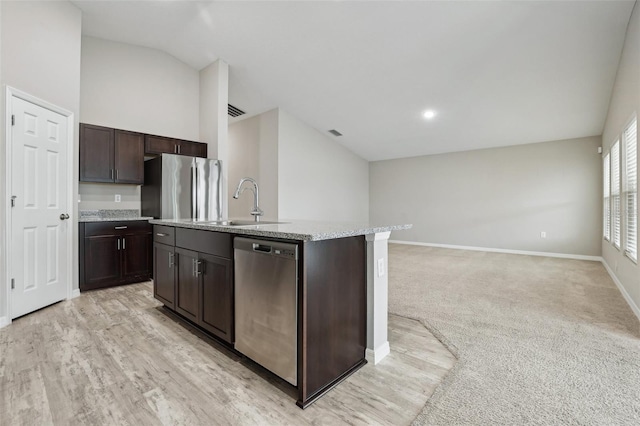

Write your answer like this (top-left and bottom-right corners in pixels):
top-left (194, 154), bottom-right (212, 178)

top-left (365, 231), bottom-right (391, 364)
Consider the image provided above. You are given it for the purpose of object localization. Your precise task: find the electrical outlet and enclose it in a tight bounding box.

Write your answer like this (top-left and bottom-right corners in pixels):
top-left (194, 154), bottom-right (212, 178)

top-left (540, 231), bottom-right (546, 239)
top-left (115, 194), bottom-right (121, 202)
top-left (377, 258), bottom-right (384, 277)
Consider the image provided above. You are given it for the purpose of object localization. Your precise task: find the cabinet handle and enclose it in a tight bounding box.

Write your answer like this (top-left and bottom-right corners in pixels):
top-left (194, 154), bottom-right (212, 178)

top-left (122, 238), bottom-right (126, 250)
top-left (192, 258), bottom-right (196, 277)
top-left (195, 260), bottom-right (203, 276)
top-left (174, 145), bottom-right (178, 154)
top-left (168, 252), bottom-right (174, 268)
top-left (117, 239), bottom-right (120, 250)
top-left (156, 233), bottom-right (168, 237)
top-left (114, 226), bottom-right (128, 230)
top-left (111, 169), bottom-right (114, 180)
top-left (116, 169), bottom-right (119, 180)
top-left (178, 145), bottom-right (181, 154)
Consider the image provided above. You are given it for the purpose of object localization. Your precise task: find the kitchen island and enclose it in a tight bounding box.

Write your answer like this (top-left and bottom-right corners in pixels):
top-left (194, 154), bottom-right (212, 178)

top-left (149, 218), bottom-right (410, 408)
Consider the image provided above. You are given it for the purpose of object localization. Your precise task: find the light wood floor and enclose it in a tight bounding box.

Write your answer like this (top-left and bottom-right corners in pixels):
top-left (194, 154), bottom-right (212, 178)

top-left (0, 282), bottom-right (455, 425)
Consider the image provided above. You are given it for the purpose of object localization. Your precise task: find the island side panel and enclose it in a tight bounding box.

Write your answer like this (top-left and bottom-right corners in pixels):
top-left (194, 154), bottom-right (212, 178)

top-left (298, 236), bottom-right (367, 407)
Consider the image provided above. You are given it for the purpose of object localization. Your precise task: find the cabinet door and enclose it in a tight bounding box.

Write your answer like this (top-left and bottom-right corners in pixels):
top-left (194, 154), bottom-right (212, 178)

top-left (153, 242), bottom-right (175, 308)
top-left (115, 130), bottom-right (144, 184)
top-left (175, 248), bottom-right (200, 323)
top-left (122, 232), bottom-right (152, 281)
top-left (80, 124), bottom-right (115, 183)
top-left (199, 253), bottom-right (233, 343)
top-left (145, 134), bottom-right (176, 156)
top-left (178, 140), bottom-right (207, 158)
top-left (83, 235), bottom-right (121, 289)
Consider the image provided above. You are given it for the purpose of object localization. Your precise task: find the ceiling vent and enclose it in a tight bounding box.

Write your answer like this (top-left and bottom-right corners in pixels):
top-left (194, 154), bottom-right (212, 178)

top-left (228, 104), bottom-right (246, 118)
top-left (328, 129), bottom-right (343, 137)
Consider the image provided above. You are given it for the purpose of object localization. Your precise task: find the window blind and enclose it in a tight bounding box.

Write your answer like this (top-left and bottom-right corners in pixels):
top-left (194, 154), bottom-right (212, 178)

top-left (624, 118), bottom-right (637, 261)
top-left (612, 141), bottom-right (621, 248)
top-left (604, 153), bottom-right (611, 241)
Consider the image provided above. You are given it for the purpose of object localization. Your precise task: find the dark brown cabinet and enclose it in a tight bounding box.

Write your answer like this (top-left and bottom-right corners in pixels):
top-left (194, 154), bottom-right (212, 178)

top-left (175, 247), bottom-right (200, 323)
top-left (114, 130), bottom-right (144, 183)
top-left (79, 123), bottom-right (144, 184)
top-left (200, 253), bottom-right (233, 340)
top-left (79, 221), bottom-right (152, 291)
top-left (80, 124), bottom-right (114, 183)
top-left (144, 134), bottom-right (207, 158)
top-left (153, 242), bottom-right (176, 309)
top-left (153, 226), bottom-right (233, 343)
top-left (151, 225), bottom-right (366, 409)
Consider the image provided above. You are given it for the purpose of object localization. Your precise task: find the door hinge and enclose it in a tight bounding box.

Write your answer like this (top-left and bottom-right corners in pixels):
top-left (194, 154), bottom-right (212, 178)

top-left (11, 115), bottom-right (15, 126)
top-left (11, 196), bottom-right (16, 207)
top-left (11, 278), bottom-right (15, 290)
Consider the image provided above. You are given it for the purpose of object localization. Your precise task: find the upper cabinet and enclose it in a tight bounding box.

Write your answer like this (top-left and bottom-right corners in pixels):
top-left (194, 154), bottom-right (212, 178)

top-left (145, 134), bottom-right (207, 158)
top-left (115, 130), bottom-right (145, 183)
top-left (80, 123), bottom-right (144, 184)
top-left (80, 124), bottom-right (115, 183)
top-left (80, 123), bottom-right (207, 185)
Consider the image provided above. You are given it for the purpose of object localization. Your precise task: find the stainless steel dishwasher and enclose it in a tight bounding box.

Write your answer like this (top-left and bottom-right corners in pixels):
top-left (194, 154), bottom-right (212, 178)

top-left (234, 237), bottom-right (298, 385)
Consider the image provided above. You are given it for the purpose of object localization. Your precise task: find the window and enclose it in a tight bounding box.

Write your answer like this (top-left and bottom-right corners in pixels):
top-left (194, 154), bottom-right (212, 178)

top-left (612, 140), bottom-right (621, 248)
top-left (624, 118), bottom-right (637, 261)
top-left (604, 153), bottom-right (610, 241)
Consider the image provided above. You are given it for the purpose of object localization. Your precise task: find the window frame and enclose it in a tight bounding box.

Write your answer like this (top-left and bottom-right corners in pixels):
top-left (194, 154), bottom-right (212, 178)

top-left (612, 140), bottom-right (621, 249)
top-left (623, 116), bottom-right (638, 263)
top-left (604, 152), bottom-right (611, 242)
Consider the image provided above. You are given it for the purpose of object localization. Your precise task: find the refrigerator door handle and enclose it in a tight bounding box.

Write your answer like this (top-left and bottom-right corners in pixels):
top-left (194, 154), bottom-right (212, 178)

top-left (191, 163), bottom-right (197, 219)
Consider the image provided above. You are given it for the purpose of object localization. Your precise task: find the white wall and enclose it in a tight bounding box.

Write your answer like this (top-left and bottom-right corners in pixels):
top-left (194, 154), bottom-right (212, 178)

top-left (0, 1), bottom-right (82, 308)
top-left (79, 36), bottom-right (200, 211)
top-left (228, 114), bottom-right (260, 218)
top-left (278, 110), bottom-right (369, 222)
top-left (228, 109), bottom-right (369, 222)
top-left (80, 36), bottom-right (199, 138)
top-left (200, 60), bottom-right (229, 218)
top-left (370, 136), bottom-right (602, 256)
top-left (227, 109), bottom-right (279, 220)
top-left (258, 109), bottom-right (280, 220)
top-left (601, 2), bottom-right (640, 317)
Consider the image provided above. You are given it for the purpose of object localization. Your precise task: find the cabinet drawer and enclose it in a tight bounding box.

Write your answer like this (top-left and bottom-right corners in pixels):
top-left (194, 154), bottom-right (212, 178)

top-left (154, 225), bottom-right (175, 246)
top-left (84, 221), bottom-right (151, 237)
top-left (175, 228), bottom-right (231, 259)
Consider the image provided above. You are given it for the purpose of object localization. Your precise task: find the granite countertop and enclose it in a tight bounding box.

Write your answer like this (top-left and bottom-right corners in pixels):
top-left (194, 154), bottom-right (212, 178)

top-left (149, 218), bottom-right (411, 242)
top-left (79, 209), bottom-right (154, 223)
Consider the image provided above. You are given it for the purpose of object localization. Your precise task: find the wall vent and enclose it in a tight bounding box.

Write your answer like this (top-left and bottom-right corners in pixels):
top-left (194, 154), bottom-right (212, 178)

top-left (228, 104), bottom-right (246, 117)
top-left (328, 129), bottom-right (343, 137)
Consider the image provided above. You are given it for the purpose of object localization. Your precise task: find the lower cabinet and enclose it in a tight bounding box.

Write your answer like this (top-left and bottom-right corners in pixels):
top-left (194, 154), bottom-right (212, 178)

top-left (153, 226), bottom-right (233, 344)
top-left (80, 221), bottom-right (152, 291)
top-left (153, 242), bottom-right (176, 309)
top-left (199, 253), bottom-right (233, 341)
top-left (175, 248), bottom-right (200, 323)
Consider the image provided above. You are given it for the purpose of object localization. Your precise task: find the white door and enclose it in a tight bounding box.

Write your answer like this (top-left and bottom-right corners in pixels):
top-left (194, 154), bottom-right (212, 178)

top-left (10, 96), bottom-right (69, 319)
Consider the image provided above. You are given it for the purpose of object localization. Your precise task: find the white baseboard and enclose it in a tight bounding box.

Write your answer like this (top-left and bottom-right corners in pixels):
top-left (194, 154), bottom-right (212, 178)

top-left (389, 240), bottom-right (603, 262)
top-left (0, 316), bottom-right (8, 329)
top-left (70, 289), bottom-right (80, 299)
top-left (601, 259), bottom-right (640, 322)
top-left (366, 341), bottom-right (390, 365)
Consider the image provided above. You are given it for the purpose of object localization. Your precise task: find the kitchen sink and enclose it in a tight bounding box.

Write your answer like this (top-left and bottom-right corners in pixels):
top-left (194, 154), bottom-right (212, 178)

top-left (198, 220), bottom-right (288, 226)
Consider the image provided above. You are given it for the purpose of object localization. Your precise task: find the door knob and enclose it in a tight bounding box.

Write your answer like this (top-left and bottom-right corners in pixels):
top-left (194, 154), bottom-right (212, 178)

top-left (59, 213), bottom-right (70, 220)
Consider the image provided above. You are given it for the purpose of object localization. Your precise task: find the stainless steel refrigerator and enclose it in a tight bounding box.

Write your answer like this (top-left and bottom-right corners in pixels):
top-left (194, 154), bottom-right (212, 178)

top-left (142, 154), bottom-right (222, 221)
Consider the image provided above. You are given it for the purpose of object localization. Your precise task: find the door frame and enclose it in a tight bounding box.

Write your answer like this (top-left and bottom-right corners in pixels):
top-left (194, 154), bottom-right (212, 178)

top-left (2, 86), bottom-right (75, 326)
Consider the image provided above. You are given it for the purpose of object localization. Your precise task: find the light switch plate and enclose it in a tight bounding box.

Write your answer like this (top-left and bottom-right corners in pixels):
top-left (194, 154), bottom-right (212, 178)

top-left (377, 258), bottom-right (384, 277)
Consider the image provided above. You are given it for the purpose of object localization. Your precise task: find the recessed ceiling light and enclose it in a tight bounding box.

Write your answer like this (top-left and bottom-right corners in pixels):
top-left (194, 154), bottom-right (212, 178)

top-left (423, 110), bottom-right (437, 119)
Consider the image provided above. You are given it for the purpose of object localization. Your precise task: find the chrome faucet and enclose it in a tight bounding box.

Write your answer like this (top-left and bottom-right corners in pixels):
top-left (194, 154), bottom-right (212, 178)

top-left (233, 177), bottom-right (264, 221)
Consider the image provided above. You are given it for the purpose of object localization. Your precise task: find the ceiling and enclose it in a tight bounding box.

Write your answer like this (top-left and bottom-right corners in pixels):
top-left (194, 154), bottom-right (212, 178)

top-left (73, 1), bottom-right (635, 162)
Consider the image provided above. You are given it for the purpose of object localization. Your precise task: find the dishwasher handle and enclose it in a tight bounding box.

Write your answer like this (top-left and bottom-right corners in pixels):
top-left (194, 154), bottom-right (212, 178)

top-left (252, 243), bottom-right (272, 253)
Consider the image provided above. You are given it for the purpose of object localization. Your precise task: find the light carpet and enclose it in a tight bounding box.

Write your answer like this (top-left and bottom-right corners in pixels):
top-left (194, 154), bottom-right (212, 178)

top-left (388, 244), bottom-right (640, 425)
